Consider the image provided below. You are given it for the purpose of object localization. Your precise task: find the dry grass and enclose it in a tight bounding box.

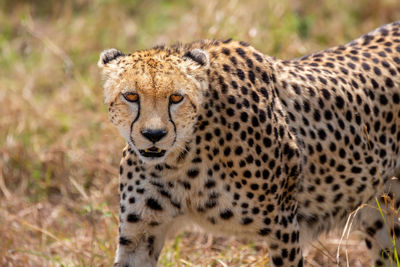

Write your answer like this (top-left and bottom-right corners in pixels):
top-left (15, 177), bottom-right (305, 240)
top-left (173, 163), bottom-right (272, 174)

top-left (1, 0), bottom-right (400, 266)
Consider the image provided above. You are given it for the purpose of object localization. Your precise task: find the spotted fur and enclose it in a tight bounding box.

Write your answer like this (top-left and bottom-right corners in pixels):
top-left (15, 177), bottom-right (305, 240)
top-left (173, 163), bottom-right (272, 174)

top-left (99, 22), bottom-right (400, 267)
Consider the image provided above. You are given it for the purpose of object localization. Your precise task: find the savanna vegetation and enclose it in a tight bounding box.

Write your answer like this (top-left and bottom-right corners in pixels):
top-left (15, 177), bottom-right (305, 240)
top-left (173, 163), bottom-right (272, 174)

top-left (1, 0), bottom-right (400, 266)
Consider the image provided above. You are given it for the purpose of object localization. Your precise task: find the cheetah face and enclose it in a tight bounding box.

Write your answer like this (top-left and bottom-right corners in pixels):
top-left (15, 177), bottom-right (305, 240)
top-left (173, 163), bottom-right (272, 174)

top-left (98, 48), bottom-right (209, 164)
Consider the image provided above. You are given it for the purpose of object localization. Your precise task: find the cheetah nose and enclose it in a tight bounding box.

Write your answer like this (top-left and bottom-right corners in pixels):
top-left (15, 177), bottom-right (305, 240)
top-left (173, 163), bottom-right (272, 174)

top-left (141, 129), bottom-right (167, 143)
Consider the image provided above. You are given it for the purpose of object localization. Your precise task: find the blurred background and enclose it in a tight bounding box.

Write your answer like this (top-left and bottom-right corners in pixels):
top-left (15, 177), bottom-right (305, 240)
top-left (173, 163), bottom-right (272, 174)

top-left (1, 0), bottom-right (400, 266)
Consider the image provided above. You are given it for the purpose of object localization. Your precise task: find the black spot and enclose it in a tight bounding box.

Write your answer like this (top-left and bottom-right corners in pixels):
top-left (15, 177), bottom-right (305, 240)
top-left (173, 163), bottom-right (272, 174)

top-left (263, 137), bottom-right (272, 147)
top-left (253, 53), bottom-right (263, 62)
top-left (243, 170), bottom-right (252, 178)
top-left (136, 188), bottom-right (145, 194)
top-left (337, 165), bottom-right (346, 172)
top-left (335, 96), bottom-right (345, 109)
top-left (250, 183), bottom-right (259, 190)
top-left (385, 77), bottom-right (394, 88)
top-left (317, 129), bottom-right (326, 140)
top-left (236, 47), bottom-right (246, 58)
top-left (292, 84), bottom-right (301, 95)
top-left (224, 147), bottom-right (231, 156)
top-left (365, 238), bottom-right (372, 249)
top-left (187, 169), bottom-right (200, 178)
top-left (313, 111), bottom-right (321, 121)
top-left (247, 58), bottom-right (254, 68)
top-left (127, 213), bottom-right (140, 223)
top-left (371, 78), bottom-right (379, 89)
top-left (373, 66), bottom-right (381, 76)
top-left (266, 204), bottom-right (274, 212)
top-left (223, 64), bottom-right (231, 72)
top-left (272, 256), bottom-right (284, 266)
top-left (222, 48), bottom-right (230, 55)
top-left (146, 198), bottom-right (163, 211)
top-left (321, 89), bottom-right (330, 100)
top-left (205, 132), bottom-right (213, 141)
top-left (220, 209), bottom-right (233, 219)
top-left (242, 217), bottom-right (253, 225)
top-left (379, 94), bottom-right (388, 105)
top-left (119, 236), bottom-right (132, 246)
top-left (351, 166), bottom-right (362, 174)
top-left (324, 62), bottom-right (334, 68)
top-left (262, 72), bottom-right (270, 84)
top-left (324, 110), bottom-right (333, 120)
top-left (235, 146), bottom-right (243, 155)
top-left (251, 91), bottom-right (260, 103)
top-left (228, 95), bottom-right (236, 105)
top-left (231, 80), bottom-right (238, 89)
top-left (205, 180), bottom-right (216, 189)
top-left (241, 85), bottom-right (248, 95)
top-left (339, 67), bottom-right (349, 75)
top-left (237, 69), bottom-right (245, 80)
top-left (282, 233), bottom-right (289, 243)
top-left (258, 228), bottom-right (271, 235)
top-left (240, 112), bottom-right (248, 122)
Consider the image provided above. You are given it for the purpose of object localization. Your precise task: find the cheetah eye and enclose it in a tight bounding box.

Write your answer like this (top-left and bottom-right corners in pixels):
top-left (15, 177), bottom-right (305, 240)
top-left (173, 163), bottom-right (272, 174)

top-left (170, 94), bottom-right (184, 104)
top-left (123, 92), bottom-right (139, 102)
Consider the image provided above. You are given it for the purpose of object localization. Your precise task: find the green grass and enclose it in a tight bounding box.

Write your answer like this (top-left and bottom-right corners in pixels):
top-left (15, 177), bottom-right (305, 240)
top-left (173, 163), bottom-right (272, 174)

top-left (1, 0), bottom-right (400, 266)
top-left (376, 197), bottom-right (400, 267)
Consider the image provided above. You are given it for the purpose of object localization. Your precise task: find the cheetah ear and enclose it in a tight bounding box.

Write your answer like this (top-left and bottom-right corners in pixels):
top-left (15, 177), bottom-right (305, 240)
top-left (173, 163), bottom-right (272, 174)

top-left (98, 48), bottom-right (125, 68)
top-left (181, 49), bottom-right (209, 86)
top-left (182, 49), bottom-right (209, 67)
top-left (98, 48), bottom-right (126, 105)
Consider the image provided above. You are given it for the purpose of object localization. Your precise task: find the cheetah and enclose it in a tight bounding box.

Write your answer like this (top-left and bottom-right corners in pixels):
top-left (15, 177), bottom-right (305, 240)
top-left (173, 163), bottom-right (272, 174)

top-left (98, 22), bottom-right (400, 266)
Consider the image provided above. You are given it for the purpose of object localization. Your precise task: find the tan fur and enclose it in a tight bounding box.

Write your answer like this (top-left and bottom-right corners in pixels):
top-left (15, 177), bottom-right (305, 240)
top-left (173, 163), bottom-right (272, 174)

top-left (100, 23), bottom-right (400, 267)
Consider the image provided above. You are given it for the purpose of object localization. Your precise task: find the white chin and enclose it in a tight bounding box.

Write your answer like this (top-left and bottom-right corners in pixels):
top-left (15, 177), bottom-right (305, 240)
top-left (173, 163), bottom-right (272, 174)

top-left (139, 155), bottom-right (166, 164)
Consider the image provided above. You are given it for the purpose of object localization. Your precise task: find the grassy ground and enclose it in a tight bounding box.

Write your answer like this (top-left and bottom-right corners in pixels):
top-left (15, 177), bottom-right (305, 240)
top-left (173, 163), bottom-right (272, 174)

top-left (1, 0), bottom-right (400, 266)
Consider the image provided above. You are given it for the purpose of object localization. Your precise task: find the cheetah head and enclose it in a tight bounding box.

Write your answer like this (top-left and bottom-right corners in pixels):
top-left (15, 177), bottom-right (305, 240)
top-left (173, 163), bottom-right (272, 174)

top-left (98, 48), bottom-right (209, 164)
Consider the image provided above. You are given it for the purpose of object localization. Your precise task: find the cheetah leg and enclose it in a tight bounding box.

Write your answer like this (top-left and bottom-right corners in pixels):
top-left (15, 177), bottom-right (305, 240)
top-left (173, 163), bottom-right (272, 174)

top-left (114, 221), bottom-right (169, 267)
top-left (358, 178), bottom-right (400, 267)
top-left (114, 180), bottom-right (180, 267)
top-left (265, 212), bottom-right (304, 267)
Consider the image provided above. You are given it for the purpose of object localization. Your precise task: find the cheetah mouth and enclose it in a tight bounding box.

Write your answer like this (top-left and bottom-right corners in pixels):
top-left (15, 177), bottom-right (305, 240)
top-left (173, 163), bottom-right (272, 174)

top-left (139, 147), bottom-right (166, 158)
